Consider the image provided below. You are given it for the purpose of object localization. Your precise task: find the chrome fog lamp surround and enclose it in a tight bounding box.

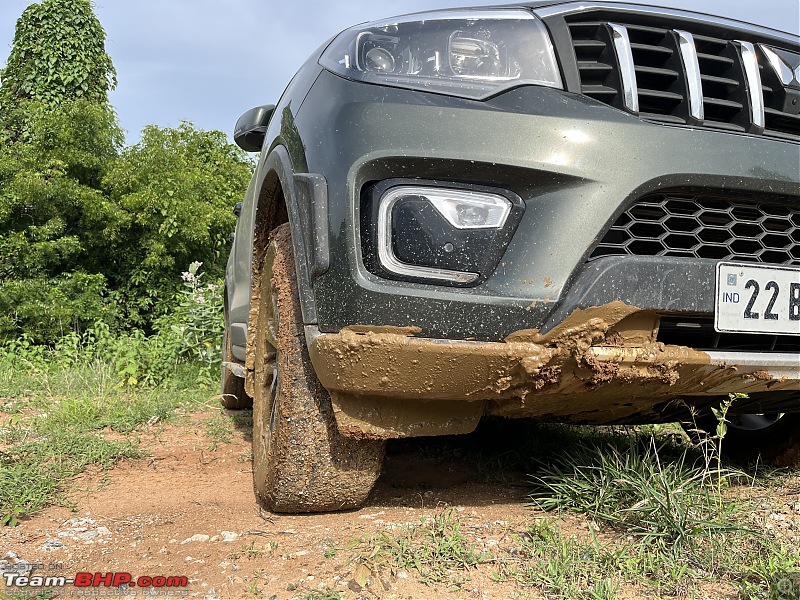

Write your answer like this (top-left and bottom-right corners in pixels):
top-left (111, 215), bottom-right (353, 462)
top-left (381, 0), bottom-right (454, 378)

top-left (376, 186), bottom-right (513, 284)
top-left (320, 9), bottom-right (562, 100)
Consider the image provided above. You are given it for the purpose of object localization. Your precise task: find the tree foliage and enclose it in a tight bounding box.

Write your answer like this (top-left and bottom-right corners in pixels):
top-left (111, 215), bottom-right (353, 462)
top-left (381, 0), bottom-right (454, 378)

top-left (0, 110), bottom-right (251, 341)
top-left (0, 0), bottom-right (116, 124)
top-left (0, 99), bottom-right (123, 341)
top-left (102, 123), bottom-right (252, 326)
top-left (0, 1), bottom-right (253, 343)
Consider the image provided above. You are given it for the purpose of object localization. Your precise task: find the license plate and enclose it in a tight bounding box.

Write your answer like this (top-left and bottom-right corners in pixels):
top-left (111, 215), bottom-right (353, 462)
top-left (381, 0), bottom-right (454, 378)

top-left (715, 262), bottom-right (800, 336)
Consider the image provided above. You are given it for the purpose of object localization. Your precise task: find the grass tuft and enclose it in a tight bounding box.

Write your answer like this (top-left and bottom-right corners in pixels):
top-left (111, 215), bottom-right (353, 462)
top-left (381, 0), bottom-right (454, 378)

top-left (352, 509), bottom-right (488, 589)
top-left (0, 345), bottom-right (211, 523)
top-left (524, 425), bottom-right (798, 597)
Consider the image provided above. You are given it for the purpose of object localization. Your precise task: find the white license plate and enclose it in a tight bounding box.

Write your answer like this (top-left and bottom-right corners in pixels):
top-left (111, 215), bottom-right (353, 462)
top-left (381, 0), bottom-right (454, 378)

top-left (715, 262), bottom-right (800, 336)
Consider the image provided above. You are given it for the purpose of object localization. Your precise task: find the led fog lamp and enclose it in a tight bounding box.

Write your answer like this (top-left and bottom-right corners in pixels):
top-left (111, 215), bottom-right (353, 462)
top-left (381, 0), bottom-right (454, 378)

top-left (362, 182), bottom-right (525, 286)
top-left (320, 9), bottom-right (562, 100)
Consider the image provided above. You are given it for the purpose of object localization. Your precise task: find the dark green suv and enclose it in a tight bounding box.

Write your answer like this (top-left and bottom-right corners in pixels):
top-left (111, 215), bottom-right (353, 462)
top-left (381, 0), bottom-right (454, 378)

top-left (222, 1), bottom-right (800, 512)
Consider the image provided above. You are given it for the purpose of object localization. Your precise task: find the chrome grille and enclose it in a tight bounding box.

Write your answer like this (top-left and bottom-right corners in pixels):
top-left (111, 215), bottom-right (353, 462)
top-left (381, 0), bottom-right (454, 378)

top-left (567, 17), bottom-right (800, 139)
top-left (589, 193), bottom-right (800, 265)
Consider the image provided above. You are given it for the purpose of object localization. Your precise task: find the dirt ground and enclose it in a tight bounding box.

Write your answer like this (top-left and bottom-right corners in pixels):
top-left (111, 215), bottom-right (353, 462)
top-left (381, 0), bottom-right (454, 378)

top-left (0, 411), bottom-right (544, 600)
top-left (2, 411), bottom-right (799, 600)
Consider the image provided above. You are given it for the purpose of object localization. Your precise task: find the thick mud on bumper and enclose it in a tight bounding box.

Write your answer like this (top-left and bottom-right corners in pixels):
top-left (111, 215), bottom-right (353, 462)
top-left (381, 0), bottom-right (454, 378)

top-left (307, 303), bottom-right (799, 439)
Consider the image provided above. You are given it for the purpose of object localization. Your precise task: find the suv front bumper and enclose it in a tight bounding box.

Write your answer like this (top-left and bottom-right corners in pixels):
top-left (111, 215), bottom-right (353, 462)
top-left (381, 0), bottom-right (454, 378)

top-left (307, 302), bottom-right (800, 435)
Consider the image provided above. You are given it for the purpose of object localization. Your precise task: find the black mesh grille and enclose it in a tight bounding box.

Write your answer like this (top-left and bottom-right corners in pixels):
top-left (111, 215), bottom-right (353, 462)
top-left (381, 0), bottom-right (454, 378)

top-left (590, 193), bottom-right (800, 266)
top-left (657, 316), bottom-right (797, 351)
top-left (566, 15), bottom-right (800, 139)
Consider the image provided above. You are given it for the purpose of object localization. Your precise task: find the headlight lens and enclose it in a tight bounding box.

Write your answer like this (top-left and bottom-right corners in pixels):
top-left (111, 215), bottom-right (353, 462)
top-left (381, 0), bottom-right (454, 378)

top-left (320, 9), bottom-right (562, 100)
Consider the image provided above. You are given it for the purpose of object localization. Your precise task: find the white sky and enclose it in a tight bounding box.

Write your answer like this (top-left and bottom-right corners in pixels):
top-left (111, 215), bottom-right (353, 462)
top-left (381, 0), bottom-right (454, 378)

top-left (1, 0), bottom-right (798, 144)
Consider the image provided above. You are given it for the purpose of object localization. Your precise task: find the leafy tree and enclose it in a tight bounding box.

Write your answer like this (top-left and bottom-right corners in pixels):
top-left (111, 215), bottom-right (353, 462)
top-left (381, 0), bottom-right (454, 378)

top-left (103, 123), bottom-right (252, 325)
top-left (0, 0), bottom-right (122, 342)
top-left (0, 101), bottom-right (122, 341)
top-left (0, 0), bottom-right (252, 343)
top-left (0, 0), bottom-right (116, 138)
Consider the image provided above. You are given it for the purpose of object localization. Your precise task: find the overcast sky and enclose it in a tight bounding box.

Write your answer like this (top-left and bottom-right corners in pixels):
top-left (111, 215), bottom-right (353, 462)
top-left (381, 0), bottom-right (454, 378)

top-left (1, 0), bottom-right (798, 144)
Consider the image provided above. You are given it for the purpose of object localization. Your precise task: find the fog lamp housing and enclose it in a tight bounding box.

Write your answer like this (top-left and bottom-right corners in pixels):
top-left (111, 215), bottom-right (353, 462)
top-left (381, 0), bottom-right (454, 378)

top-left (361, 180), bottom-right (525, 286)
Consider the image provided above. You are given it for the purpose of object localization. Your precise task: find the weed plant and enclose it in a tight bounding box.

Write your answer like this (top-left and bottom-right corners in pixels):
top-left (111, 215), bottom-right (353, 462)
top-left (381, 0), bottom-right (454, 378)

top-left (524, 417), bottom-right (798, 598)
top-left (352, 509), bottom-right (488, 589)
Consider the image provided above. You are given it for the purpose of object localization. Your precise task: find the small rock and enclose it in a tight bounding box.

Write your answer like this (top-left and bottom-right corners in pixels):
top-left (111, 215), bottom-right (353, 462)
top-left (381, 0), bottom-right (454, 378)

top-left (96, 527), bottom-right (111, 536)
top-left (210, 536), bottom-right (220, 542)
top-left (40, 539), bottom-right (65, 552)
top-left (181, 534), bottom-right (211, 544)
top-left (295, 550), bottom-right (310, 557)
top-left (770, 513), bottom-right (787, 522)
top-left (220, 531), bottom-right (238, 542)
top-left (78, 531), bottom-right (99, 540)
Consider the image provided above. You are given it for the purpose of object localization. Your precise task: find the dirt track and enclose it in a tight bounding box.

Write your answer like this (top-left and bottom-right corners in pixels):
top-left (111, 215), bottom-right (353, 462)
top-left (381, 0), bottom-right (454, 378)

top-left (1, 411), bottom-right (543, 600)
top-left (4, 410), bottom-right (800, 600)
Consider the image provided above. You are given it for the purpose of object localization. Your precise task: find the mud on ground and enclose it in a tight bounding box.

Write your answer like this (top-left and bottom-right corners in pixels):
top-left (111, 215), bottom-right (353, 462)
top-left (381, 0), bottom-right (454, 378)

top-left (2, 412), bottom-right (800, 600)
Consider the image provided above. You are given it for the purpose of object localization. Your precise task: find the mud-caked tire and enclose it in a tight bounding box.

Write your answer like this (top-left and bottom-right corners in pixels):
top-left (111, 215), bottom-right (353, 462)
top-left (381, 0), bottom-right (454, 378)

top-left (250, 224), bottom-right (385, 513)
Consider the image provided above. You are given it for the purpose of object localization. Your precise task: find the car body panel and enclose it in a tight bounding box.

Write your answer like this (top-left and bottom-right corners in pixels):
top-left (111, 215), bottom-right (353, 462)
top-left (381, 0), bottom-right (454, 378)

top-left (224, 1), bottom-right (800, 437)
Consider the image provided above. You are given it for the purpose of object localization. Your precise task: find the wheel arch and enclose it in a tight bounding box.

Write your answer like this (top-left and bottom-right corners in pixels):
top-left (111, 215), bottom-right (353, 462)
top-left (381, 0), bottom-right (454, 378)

top-left (251, 145), bottom-right (328, 325)
top-left (244, 146), bottom-right (329, 396)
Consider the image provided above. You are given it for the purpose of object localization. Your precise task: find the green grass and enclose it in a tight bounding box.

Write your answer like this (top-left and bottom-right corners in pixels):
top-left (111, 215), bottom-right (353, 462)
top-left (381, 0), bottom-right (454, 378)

top-left (495, 519), bottom-right (623, 600)
top-left (0, 349), bottom-right (212, 523)
top-left (352, 509), bottom-right (488, 589)
top-left (203, 408), bottom-right (253, 450)
top-left (349, 422), bottom-right (798, 598)
top-left (523, 425), bottom-right (799, 598)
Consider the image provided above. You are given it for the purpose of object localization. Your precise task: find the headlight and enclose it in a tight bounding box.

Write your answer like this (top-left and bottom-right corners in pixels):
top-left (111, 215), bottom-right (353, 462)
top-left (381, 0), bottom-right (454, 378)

top-left (319, 9), bottom-right (562, 100)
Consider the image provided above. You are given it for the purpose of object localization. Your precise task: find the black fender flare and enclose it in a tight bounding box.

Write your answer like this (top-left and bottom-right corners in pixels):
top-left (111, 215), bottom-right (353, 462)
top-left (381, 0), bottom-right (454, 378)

top-left (253, 145), bottom-right (329, 325)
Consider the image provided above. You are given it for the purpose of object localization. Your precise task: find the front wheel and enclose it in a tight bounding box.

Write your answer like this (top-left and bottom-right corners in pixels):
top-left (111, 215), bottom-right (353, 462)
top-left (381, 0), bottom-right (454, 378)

top-left (685, 408), bottom-right (800, 465)
top-left (250, 224), bottom-right (385, 513)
